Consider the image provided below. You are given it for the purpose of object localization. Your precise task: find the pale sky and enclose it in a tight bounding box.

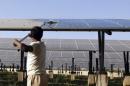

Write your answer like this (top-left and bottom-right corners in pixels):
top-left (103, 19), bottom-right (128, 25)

top-left (0, 0), bottom-right (130, 40)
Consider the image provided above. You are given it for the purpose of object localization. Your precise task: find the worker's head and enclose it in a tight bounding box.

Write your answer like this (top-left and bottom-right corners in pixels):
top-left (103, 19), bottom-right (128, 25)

top-left (29, 26), bottom-right (43, 41)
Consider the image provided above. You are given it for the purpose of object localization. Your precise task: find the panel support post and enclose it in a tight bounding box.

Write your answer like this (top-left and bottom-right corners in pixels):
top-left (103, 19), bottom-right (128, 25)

top-left (18, 50), bottom-right (24, 82)
top-left (88, 51), bottom-right (96, 86)
top-left (49, 60), bottom-right (53, 79)
top-left (96, 31), bottom-right (108, 86)
top-left (20, 50), bottom-right (24, 71)
top-left (96, 58), bottom-right (99, 72)
top-left (71, 58), bottom-right (76, 80)
top-left (110, 64), bottom-right (114, 79)
top-left (123, 51), bottom-right (129, 75)
top-left (123, 51), bottom-right (130, 86)
top-left (89, 51), bottom-right (93, 73)
top-left (98, 31), bottom-right (105, 72)
top-left (71, 58), bottom-right (75, 74)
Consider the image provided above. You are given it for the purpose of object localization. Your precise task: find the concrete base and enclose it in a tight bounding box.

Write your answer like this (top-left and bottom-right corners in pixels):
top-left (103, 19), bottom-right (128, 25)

top-left (49, 71), bottom-right (53, 79)
top-left (123, 76), bottom-right (130, 86)
top-left (110, 72), bottom-right (114, 79)
top-left (18, 72), bottom-right (23, 81)
top-left (88, 74), bottom-right (96, 86)
top-left (71, 74), bottom-right (75, 80)
top-left (96, 74), bottom-right (108, 86)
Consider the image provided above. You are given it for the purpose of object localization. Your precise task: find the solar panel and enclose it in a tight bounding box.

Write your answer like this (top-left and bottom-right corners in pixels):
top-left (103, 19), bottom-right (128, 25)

top-left (0, 19), bottom-right (42, 30)
top-left (61, 40), bottom-right (77, 50)
top-left (0, 19), bottom-right (130, 31)
top-left (44, 19), bottom-right (130, 31)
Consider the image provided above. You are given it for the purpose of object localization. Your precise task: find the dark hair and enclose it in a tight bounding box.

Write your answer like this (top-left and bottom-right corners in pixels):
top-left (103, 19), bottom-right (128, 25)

top-left (29, 26), bottom-right (43, 41)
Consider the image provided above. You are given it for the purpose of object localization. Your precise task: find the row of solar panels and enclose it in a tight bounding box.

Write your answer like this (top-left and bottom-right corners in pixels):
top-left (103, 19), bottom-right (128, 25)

top-left (0, 38), bottom-right (129, 70)
top-left (0, 38), bottom-right (130, 51)
top-left (0, 50), bottom-right (126, 70)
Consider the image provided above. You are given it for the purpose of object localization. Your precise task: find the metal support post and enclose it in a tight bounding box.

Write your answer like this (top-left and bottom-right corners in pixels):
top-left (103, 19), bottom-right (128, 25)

top-left (96, 58), bottom-right (99, 72)
top-left (123, 51), bottom-right (129, 75)
top-left (65, 63), bottom-right (68, 73)
top-left (71, 58), bottom-right (75, 74)
top-left (110, 64), bottom-right (114, 73)
top-left (24, 56), bottom-right (27, 71)
top-left (98, 31), bottom-right (105, 73)
top-left (89, 51), bottom-right (93, 73)
top-left (20, 50), bottom-right (24, 71)
top-left (61, 64), bottom-right (63, 74)
top-left (51, 60), bottom-right (53, 70)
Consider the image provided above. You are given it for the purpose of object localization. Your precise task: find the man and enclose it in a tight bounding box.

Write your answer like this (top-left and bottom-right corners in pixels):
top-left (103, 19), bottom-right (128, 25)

top-left (13, 26), bottom-right (48, 86)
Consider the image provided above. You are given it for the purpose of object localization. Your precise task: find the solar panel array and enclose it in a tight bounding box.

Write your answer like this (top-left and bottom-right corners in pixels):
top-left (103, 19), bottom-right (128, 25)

top-left (0, 38), bottom-right (130, 70)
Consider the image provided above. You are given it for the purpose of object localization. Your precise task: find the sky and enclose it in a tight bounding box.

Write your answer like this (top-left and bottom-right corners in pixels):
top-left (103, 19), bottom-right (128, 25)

top-left (0, 0), bottom-right (130, 40)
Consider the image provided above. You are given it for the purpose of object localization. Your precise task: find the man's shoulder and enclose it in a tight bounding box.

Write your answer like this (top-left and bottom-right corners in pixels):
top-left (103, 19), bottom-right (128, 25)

top-left (30, 41), bottom-right (45, 47)
top-left (30, 41), bottom-right (44, 45)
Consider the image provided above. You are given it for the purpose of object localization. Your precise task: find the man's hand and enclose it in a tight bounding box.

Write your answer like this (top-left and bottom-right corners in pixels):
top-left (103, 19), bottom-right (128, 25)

top-left (13, 39), bottom-right (22, 49)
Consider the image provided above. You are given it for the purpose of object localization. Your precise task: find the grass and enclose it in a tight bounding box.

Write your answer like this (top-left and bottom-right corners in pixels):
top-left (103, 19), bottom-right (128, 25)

top-left (0, 72), bottom-right (124, 86)
top-left (48, 74), bottom-right (87, 86)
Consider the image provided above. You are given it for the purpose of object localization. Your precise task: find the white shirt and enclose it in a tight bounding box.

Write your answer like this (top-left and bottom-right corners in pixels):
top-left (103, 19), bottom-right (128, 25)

top-left (27, 41), bottom-right (46, 75)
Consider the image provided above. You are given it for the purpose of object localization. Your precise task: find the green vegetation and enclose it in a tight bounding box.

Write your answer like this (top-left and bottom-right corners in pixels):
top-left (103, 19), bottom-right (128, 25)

top-left (48, 75), bottom-right (87, 86)
top-left (0, 72), bottom-right (124, 86)
top-left (108, 77), bottom-right (123, 86)
top-left (0, 72), bottom-right (17, 86)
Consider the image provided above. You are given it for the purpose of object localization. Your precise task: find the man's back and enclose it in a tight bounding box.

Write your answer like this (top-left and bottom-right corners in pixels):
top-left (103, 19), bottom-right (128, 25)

top-left (27, 41), bottom-right (46, 75)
